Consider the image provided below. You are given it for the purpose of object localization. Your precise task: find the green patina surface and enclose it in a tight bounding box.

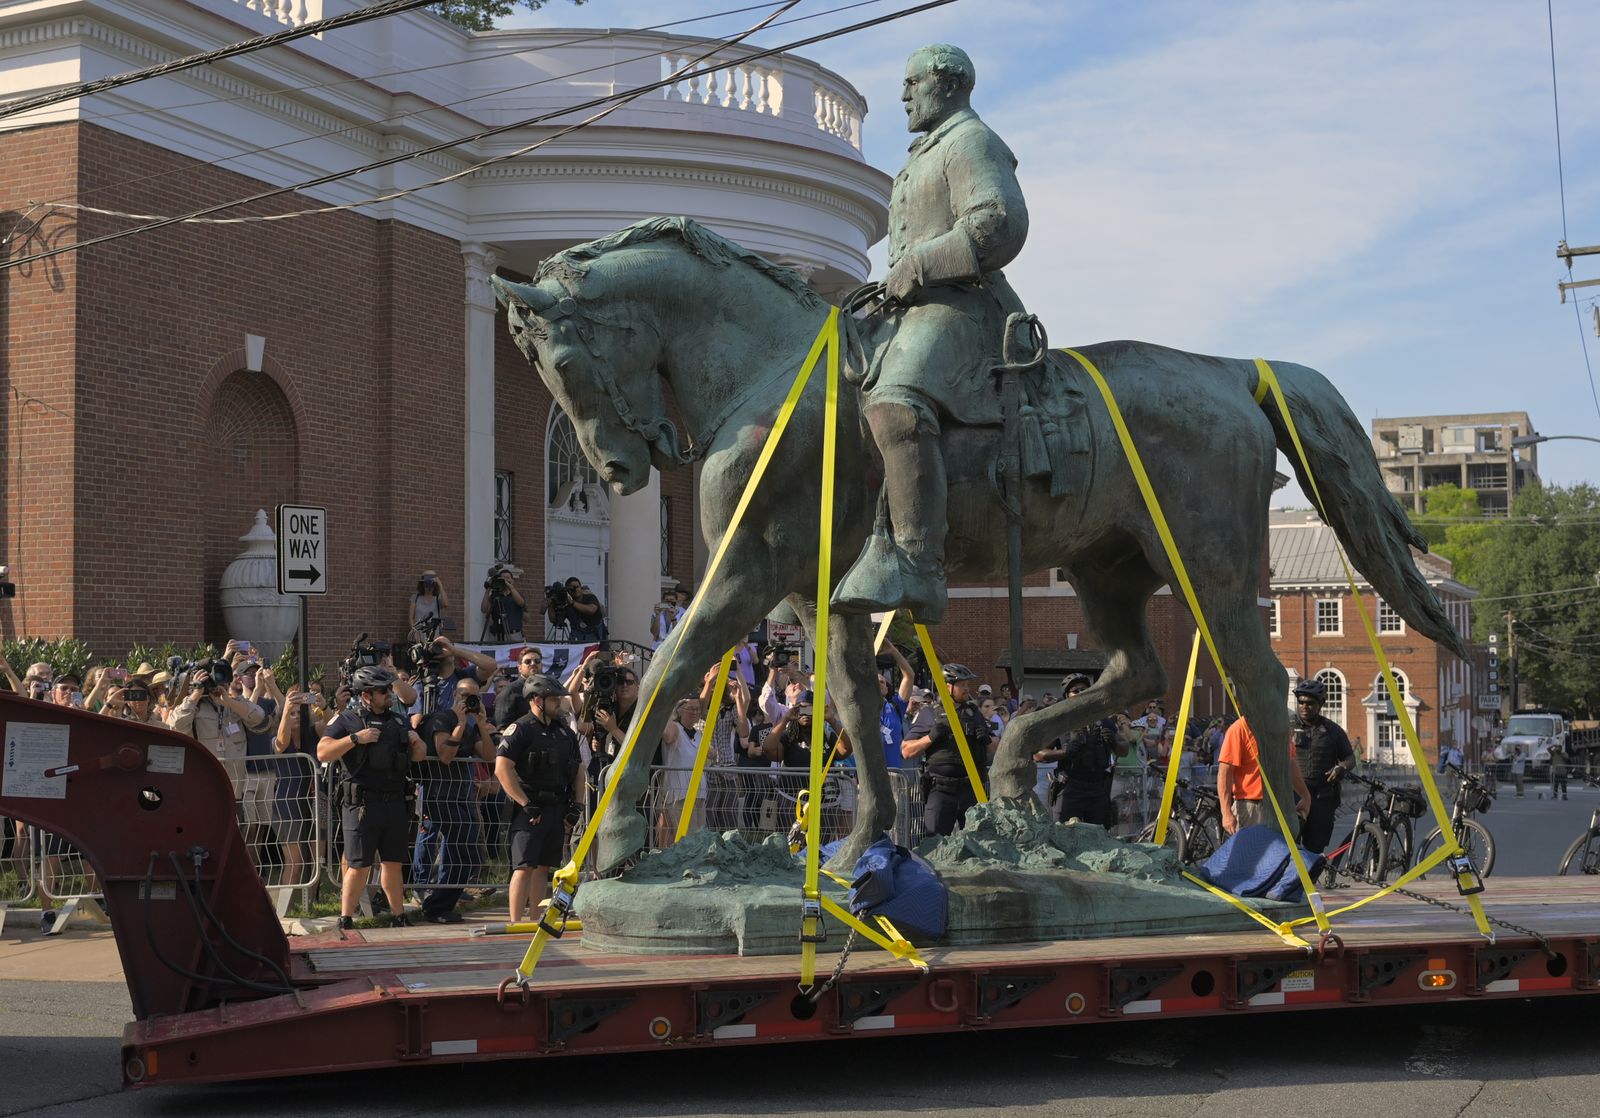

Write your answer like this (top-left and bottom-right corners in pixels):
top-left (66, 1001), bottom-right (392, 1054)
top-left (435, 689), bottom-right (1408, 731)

top-left (577, 804), bottom-right (1295, 957)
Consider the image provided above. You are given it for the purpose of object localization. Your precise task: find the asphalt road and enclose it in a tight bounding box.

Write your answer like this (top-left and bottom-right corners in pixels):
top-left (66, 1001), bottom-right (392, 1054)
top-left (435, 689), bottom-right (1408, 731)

top-left (3, 783), bottom-right (1598, 1117)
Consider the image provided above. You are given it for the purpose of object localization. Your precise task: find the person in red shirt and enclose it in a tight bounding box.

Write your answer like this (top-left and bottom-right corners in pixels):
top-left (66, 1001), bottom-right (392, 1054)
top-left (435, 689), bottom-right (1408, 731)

top-left (1217, 717), bottom-right (1312, 835)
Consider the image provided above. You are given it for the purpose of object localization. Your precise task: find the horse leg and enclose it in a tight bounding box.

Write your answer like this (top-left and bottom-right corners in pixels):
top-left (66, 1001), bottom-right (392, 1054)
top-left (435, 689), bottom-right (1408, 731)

top-left (990, 556), bottom-right (1168, 800)
top-left (593, 570), bottom-right (777, 874)
top-left (818, 612), bottom-right (895, 871)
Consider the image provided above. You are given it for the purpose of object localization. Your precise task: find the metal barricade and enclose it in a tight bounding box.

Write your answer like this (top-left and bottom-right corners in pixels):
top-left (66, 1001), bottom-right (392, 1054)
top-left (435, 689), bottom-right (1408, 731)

top-left (26, 824), bottom-right (102, 917)
top-left (1, 816), bottom-right (36, 906)
top-left (409, 756), bottom-right (513, 901)
top-left (240, 751), bottom-right (321, 890)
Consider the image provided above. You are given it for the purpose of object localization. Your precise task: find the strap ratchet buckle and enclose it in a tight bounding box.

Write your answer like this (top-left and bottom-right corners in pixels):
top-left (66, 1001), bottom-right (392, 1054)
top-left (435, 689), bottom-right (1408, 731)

top-left (1447, 854), bottom-right (1485, 897)
top-left (799, 897), bottom-right (827, 944)
top-left (538, 884), bottom-right (577, 938)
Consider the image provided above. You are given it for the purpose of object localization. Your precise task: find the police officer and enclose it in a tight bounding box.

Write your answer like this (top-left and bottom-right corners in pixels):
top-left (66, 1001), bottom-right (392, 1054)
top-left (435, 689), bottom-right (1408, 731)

top-left (902, 663), bottom-right (993, 835)
top-left (494, 674), bottom-right (582, 924)
top-left (317, 666), bottom-right (427, 930)
top-left (1034, 674), bottom-right (1125, 827)
top-left (1291, 677), bottom-right (1355, 852)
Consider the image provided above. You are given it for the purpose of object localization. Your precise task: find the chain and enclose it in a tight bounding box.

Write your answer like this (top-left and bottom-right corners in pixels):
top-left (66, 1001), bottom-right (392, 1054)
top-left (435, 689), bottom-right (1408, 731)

top-left (805, 927), bottom-right (860, 1003)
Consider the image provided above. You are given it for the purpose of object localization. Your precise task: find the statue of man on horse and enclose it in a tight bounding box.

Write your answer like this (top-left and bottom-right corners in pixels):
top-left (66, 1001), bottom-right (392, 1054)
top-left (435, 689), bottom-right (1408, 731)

top-left (836, 43), bottom-right (1033, 626)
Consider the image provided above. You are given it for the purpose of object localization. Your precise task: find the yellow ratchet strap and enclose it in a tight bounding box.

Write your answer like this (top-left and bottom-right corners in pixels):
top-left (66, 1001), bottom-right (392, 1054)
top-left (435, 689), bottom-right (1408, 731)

top-left (913, 624), bottom-right (989, 804)
top-left (800, 306), bottom-right (843, 988)
top-left (815, 867), bottom-right (926, 969)
top-left (1153, 630), bottom-right (1201, 847)
top-left (1063, 348), bottom-right (1329, 936)
top-left (514, 308), bottom-right (842, 983)
top-left (677, 650), bottom-right (735, 842)
top-left (1182, 871), bottom-right (1312, 950)
top-left (1254, 358), bottom-right (1492, 937)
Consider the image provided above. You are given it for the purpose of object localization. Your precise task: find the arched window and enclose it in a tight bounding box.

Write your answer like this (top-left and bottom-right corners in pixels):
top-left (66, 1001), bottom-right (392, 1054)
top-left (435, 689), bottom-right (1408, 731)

top-left (546, 406), bottom-right (599, 508)
top-left (1314, 668), bottom-right (1346, 729)
top-left (1373, 669), bottom-right (1409, 704)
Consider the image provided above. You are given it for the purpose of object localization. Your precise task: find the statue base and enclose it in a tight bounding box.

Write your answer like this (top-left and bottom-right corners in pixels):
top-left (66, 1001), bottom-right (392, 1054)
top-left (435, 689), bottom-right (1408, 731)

top-left (576, 804), bottom-right (1296, 956)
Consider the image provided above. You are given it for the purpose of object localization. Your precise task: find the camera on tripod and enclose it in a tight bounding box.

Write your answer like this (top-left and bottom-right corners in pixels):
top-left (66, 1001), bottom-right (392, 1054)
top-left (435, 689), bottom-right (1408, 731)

top-left (404, 616), bottom-right (445, 679)
top-left (338, 633), bottom-right (384, 684)
top-left (484, 562), bottom-right (522, 592)
top-left (545, 581), bottom-right (571, 610)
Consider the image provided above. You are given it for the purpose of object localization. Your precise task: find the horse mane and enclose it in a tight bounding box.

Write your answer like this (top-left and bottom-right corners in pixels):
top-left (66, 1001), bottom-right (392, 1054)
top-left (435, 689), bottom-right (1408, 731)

top-left (535, 216), bottom-right (824, 311)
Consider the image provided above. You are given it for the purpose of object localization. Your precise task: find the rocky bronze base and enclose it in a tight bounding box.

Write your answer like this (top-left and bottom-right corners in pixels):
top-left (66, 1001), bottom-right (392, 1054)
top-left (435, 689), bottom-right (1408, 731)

top-left (576, 804), bottom-right (1297, 956)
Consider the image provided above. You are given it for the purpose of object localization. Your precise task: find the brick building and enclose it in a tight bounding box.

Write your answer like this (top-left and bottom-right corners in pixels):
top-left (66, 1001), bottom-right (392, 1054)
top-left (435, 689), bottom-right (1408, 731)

top-left (0, 1), bottom-right (889, 665)
top-left (1268, 509), bottom-right (1485, 766)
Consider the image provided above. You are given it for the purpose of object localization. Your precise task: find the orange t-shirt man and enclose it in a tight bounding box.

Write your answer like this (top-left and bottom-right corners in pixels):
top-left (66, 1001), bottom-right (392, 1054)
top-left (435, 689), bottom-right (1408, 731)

top-left (1217, 718), bottom-right (1311, 834)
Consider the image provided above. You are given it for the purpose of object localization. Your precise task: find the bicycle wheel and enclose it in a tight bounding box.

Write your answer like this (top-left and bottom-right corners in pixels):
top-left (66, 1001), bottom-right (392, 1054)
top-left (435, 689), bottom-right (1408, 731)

top-left (1134, 819), bottom-right (1188, 863)
top-left (1457, 818), bottom-right (1495, 877)
top-left (1185, 815), bottom-right (1223, 864)
top-left (1558, 831), bottom-right (1600, 875)
top-left (1348, 824), bottom-right (1387, 883)
top-left (1382, 818), bottom-right (1413, 880)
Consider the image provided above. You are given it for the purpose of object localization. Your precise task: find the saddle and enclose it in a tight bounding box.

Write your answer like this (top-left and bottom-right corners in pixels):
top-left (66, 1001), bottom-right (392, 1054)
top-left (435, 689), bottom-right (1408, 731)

top-left (839, 302), bottom-right (1092, 502)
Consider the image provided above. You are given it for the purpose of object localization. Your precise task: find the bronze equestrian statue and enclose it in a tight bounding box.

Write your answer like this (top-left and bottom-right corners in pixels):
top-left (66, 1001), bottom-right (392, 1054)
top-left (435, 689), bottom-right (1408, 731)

top-left (491, 45), bottom-right (1466, 875)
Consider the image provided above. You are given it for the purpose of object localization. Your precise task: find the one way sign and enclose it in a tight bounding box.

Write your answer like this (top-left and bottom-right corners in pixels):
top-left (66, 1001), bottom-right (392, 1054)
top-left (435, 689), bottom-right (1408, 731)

top-left (276, 504), bottom-right (328, 595)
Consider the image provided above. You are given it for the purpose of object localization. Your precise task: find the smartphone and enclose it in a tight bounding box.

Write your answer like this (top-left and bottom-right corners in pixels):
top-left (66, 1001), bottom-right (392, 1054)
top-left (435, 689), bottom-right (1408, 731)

top-left (238, 641), bottom-right (252, 653)
top-left (110, 668), bottom-right (128, 681)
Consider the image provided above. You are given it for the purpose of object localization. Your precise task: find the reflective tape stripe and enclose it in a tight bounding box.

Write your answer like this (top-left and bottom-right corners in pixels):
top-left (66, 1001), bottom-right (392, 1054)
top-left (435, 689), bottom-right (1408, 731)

top-left (430, 1039), bottom-right (478, 1056)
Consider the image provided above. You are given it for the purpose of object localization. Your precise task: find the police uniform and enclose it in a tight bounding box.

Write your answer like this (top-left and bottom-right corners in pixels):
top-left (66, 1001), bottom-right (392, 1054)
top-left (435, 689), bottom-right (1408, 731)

top-left (324, 704), bottom-right (415, 869)
top-left (921, 699), bottom-right (993, 836)
top-left (1293, 713), bottom-right (1355, 853)
top-left (1048, 720), bottom-right (1119, 827)
top-left (497, 713), bottom-right (581, 869)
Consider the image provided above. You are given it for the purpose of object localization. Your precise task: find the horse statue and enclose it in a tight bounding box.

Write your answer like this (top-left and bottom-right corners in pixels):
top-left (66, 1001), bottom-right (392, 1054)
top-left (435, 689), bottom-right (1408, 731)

top-left (492, 216), bottom-right (1467, 873)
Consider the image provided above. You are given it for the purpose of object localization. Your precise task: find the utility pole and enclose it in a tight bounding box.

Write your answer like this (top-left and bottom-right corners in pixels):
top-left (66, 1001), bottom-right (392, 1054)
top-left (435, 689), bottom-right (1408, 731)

top-left (1505, 608), bottom-right (1517, 713)
top-left (1557, 240), bottom-right (1600, 306)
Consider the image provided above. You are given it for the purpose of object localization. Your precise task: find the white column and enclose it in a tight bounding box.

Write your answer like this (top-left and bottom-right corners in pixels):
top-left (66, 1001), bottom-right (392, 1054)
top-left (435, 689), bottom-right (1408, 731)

top-left (462, 242), bottom-right (500, 616)
top-left (607, 469), bottom-right (663, 647)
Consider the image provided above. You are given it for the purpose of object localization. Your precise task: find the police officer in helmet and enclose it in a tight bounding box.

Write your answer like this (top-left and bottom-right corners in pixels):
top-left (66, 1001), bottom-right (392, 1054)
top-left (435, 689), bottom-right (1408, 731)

top-left (901, 663), bottom-right (993, 835)
top-left (494, 674), bottom-right (582, 924)
top-left (1034, 674), bottom-right (1126, 826)
top-left (1291, 677), bottom-right (1355, 852)
top-left (317, 666), bottom-right (427, 929)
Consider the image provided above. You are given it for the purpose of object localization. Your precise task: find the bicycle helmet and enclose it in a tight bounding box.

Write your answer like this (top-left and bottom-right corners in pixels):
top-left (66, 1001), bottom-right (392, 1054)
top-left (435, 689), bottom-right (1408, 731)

top-left (525, 673), bottom-right (567, 699)
top-left (1292, 678), bottom-right (1326, 702)
top-left (349, 666), bottom-right (396, 693)
top-left (941, 663), bottom-right (978, 684)
top-left (1061, 673), bottom-right (1093, 693)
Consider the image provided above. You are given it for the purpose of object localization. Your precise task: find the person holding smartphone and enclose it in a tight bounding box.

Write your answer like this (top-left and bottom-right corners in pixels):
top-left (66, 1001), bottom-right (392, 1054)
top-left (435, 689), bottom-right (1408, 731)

top-left (414, 680), bottom-right (495, 923)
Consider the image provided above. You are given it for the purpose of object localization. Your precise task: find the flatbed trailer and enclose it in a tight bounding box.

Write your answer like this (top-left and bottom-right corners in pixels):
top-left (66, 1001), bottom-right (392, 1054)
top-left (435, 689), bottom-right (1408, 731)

top-left (4, 694), bottom-right (1597, 1089)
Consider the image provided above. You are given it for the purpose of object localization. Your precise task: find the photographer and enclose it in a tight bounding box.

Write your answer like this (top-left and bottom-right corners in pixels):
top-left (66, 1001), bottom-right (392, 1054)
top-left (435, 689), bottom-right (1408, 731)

top-left (699, 666), bottom-right (752, 830)
top-left (1034, 674), bottom-right (1124, 827)
top-left (494, 674), bottom-right (581, 923)
top-left (414, 680), bottom-right (496, 924)
top-left (170, 661), bottom-right (268, 794)
top-left (419, 635), bottom-right (497, 712)
top-left (573, 655), bottom-right (641, 804)
top-left (902, 663), bottom-right (993, 836)
top-left (104, 676), bottom-right (163, 725)
top-left (409, 569), bottom-right (450, 639)
top-left (318, 666), bottom-right (427, 930)
top-left (273, 685), bottom-right (325, 896)
top-left (768, 690), bottom-right (840, 797)
top-left (650, 584), bottom-right (689, 649)
top-left (759, 655), bottom-right (807, 725)
top-left (545, 576), bottom-right (605, 643)
top-left (656, 696), bottom-right (707, 845)
top-left (479, 563), bottom-right (527, 643)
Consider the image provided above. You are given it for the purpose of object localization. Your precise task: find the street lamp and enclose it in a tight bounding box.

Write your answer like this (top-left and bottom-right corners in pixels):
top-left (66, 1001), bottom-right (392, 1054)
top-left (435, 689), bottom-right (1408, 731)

top-left (1512, 433), bottom-right (1600, 448)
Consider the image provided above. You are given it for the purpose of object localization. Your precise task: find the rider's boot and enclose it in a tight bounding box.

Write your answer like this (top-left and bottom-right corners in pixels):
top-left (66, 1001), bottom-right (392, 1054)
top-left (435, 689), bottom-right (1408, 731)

top-left (834, 402), bottom-right (947, 624)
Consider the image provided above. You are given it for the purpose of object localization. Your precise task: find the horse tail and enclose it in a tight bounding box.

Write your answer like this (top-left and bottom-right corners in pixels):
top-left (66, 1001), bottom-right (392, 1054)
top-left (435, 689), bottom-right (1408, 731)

top-left (1253, 361), bottom-right (1470, 661)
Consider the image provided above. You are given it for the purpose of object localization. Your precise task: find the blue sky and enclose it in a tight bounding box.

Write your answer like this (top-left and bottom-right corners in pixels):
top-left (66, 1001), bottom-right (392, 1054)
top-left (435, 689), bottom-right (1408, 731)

top-left (512, 1), bottom-right (1600, 502)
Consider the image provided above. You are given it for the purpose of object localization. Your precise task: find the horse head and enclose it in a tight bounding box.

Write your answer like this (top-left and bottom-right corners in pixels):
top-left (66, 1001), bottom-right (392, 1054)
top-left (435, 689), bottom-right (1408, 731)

top-left (491, 274), bottom-right (677, 494)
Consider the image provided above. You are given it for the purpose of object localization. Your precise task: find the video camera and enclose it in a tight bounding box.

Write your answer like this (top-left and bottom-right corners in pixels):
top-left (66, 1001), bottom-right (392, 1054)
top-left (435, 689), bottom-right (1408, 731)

top-left (485, 562), bottom-right (522, 592)
top-left (763, 644), bottom-right (798, 669)
top-left (0, 564), bottom-right (14, 599)
top-left (582, 659), bottom-right (626, 721)
top-left (404, 615), bottom-right (446, 680)
top-left (338, 633), bottom-right (388, 684)
top-left (180, 656), bottom-right (234, 696)
top-left (545, 581), bottom-right (571, 610)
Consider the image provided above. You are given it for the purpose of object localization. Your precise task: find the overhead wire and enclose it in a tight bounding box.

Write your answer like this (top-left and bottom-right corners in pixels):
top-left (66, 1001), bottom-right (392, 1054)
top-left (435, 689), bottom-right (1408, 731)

top-left (20, 0), bottom-right (891, 216)
top-left (0, 0), bottom-right (437, 122)
top-left (0, 0), bottom-right (960, 272)
top-left (1545, 0), bottom-right (1600, 424)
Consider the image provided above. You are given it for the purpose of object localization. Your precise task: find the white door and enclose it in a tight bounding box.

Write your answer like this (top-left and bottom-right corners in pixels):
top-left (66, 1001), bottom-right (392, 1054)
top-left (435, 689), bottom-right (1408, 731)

top-left (546, 518), bottom-right (607, 638)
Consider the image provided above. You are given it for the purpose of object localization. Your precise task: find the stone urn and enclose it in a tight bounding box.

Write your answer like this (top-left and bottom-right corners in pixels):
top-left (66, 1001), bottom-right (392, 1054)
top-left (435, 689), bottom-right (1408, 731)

top-left (220, 509), bottom-right (299, 662)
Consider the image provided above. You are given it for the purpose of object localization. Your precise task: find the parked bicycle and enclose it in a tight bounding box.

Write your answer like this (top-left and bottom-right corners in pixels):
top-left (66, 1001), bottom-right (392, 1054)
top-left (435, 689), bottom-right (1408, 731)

top-left (1416, 765), bottom-right (1496, 878)
top-left (1323, 769), bottom-right (1425, 885)
top-left (1556, 779), bottom-right (1600, 875)
top-left (1133, 775), bottom-right (1224, 865)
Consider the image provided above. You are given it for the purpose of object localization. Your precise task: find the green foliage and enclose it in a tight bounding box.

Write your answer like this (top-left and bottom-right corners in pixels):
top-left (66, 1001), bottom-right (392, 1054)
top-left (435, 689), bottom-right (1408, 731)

top-left (1468, 483), bottom-right (1600, 716)
top-left (1411, 484), bottom-right (1496, 591)
top-left (2, 637), bottom-right (94, 684)
top-left (430, 0), bottom-right (581, 33)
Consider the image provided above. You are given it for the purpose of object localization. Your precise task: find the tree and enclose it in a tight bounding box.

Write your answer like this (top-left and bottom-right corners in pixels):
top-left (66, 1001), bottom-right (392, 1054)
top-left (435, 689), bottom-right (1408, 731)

top-left (1410, 484), bottom-right (1495, 591)
top-left (1469, 483), bottom-right (1600, 716)
top-left (431, 0), bottom-right (584, 33)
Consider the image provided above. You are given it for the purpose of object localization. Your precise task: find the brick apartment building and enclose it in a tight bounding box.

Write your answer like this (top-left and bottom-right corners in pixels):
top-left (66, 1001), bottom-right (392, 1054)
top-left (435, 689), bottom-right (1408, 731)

top-left (1268, 509), bottom-right (1485, 766)
top-left (0, 1), bottom-right (889, 665)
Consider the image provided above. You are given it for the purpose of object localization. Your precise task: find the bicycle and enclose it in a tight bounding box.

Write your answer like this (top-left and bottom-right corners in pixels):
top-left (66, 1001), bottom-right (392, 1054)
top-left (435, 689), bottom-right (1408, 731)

top-left (1323, 770), bottom-right (1425, 885)
top-left (1416, 765), bottom-right (1496, 878)
top-left (1133, 775), bottom-right (1224, 865)
top-left (1556, 779), bottom-right (1600, 875)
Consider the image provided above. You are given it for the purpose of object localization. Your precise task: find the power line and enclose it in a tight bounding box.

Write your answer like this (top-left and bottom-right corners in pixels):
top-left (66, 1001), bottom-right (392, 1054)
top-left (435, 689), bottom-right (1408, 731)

top-left (14, 0), bottom-right (889, 219)
top-left (0, 0), bottom-right (435, 122)
top-left (1470, 583), bottom-right (1600, 605)
top-left (1546, 0), bottom-right (1600, 424)
top-left (0, 0), bottom-right (960, 271)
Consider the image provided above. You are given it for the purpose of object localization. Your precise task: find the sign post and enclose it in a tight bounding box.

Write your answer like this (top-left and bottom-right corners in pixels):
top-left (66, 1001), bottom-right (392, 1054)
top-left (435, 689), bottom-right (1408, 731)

top-left (276, 504), bottom-right (328, 687)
